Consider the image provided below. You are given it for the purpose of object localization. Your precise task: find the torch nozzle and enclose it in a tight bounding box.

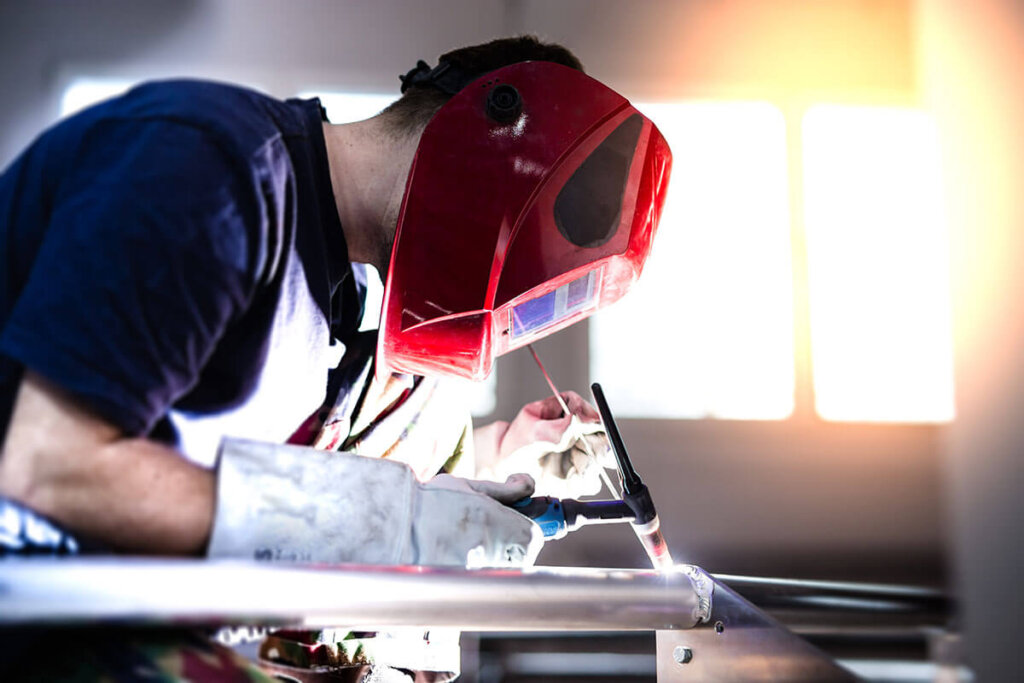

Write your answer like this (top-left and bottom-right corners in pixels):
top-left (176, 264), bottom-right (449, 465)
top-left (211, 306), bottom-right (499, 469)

top-left (632, 515), bottom-right (675, 570)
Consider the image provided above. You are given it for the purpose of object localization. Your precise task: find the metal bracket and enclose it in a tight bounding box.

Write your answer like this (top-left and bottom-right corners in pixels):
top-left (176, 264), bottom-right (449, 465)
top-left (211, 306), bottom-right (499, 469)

top-left (656, 579), bottom-right (859, 681)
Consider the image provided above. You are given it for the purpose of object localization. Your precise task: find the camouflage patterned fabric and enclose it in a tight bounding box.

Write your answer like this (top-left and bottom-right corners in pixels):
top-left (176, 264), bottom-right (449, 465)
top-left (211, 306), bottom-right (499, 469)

top-left (256, 630), bottom-right (458, 683)
top-left (257, 629), bottom-right (370, 682)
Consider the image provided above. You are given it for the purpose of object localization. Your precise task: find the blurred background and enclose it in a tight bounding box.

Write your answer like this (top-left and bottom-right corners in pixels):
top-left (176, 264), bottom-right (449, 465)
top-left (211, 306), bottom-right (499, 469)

top-left (1, 1), bottom-right (1020, 680)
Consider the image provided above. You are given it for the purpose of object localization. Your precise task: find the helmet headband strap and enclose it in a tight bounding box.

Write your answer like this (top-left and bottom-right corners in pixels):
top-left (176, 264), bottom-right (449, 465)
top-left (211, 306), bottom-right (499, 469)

top-left (399, 59), bottom-right (476, 96)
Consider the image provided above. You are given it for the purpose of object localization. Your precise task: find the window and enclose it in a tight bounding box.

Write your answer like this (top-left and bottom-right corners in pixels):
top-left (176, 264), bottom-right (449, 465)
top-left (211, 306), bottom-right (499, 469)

top-left (60, 78), bottom-right (137, 117)
top-left (589, 102), bottom-right (794, 419)
top-left (588, 102), bottom-right (953, 422)
top-left (802, 105), bottom-right (954, 422)
top-left (298, 92), bottom-right (396, 124)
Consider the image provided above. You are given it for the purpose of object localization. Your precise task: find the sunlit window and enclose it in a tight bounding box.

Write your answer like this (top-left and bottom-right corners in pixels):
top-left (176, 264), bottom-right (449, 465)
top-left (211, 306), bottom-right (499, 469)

top-left (298, 92), bottom-right (396, 124)
top-left (803, 105), bottom-right (954, 422)
top-left (449, 373), bottom-right (498, 418)
top-left (589, 102), bottom-right (794, 419)
top-left (60, 78), bottom-right (137, 117)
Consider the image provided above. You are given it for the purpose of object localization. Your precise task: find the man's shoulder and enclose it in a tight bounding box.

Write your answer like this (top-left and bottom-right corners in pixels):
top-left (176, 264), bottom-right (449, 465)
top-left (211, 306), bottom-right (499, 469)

top-left (123, 79), bottom-right (282, 114)
top-left (107, 79), bottom-right (310, 147)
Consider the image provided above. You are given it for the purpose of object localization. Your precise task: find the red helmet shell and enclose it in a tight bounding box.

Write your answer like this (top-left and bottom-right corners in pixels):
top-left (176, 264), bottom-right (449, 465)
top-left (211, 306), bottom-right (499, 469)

top-left (377, 61), bottom-right (672, 379)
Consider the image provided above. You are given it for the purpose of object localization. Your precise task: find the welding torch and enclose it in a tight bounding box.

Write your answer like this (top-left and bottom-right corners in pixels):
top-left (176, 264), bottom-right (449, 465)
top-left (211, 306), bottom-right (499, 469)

top-left (511, 496), bottom-right (634, 540)
top-left (506, 373), bottom-right (674, 569)
top-left (591, 382), bottom-right (674, 570)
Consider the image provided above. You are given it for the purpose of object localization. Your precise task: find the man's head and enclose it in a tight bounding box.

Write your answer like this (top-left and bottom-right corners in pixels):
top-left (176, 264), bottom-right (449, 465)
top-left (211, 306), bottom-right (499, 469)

top-left (375, 41), bottom-right (674, 380)
top-left (379, 36), bottom-right (584, 138)
top-left (365, 36), bottom-right (584, 271)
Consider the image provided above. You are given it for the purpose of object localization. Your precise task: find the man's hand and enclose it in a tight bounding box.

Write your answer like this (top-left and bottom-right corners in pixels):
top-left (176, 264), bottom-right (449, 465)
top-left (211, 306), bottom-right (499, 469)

top-left (0, 371), bottom-right (215, 554)
top-left (209, 439), bottom-right (543, 567)
top-left (474, 391), bottom-right (614, 498)
top-left (499, 391), bottom-right (602, 456)
top-left (417, 472), bottom-right (542, 567)
top-left (425, 472), bottom-right (536, 503)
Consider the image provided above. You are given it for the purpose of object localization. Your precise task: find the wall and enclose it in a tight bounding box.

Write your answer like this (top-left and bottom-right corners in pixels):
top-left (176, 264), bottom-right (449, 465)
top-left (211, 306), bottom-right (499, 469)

top-left (0, 0), bottom-right (511, 165)
top-left (918, 1), bottom-right (1024, 679)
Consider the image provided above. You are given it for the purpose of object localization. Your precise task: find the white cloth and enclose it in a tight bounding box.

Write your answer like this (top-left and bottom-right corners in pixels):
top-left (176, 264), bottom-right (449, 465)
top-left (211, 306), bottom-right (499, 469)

top-left (483, 417), bottom-right (615, 499)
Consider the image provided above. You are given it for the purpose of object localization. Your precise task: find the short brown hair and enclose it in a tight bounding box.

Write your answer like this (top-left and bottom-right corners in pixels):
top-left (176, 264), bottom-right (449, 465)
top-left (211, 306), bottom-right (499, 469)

top-left (381, 35), bottom-right (584, 135)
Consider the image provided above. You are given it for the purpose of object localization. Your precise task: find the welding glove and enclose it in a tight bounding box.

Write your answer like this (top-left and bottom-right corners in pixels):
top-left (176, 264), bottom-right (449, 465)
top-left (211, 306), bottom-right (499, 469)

top-left (207, 438), bottom-right (543, 568)
top-left (478, 392), bottom-right (615, 499)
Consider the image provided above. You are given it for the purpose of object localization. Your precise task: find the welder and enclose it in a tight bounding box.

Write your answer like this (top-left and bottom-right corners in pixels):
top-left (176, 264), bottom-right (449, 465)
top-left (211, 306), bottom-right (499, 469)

top-left (0, 35), bottom-right (671, 680)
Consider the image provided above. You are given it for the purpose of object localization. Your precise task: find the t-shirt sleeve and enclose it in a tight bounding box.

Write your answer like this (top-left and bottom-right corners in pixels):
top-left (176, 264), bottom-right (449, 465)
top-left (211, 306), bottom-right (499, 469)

top-left (0, 119), bottom-right (265, 435)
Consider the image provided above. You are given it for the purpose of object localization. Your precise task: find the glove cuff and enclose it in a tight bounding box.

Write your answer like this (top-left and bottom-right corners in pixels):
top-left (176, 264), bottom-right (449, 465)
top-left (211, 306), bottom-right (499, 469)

top-left (207, 438), bottom-right (417, 564)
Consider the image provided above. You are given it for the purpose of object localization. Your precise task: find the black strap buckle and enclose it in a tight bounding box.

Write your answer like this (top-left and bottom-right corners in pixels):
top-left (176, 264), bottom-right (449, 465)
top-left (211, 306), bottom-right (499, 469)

top-left (399, 59), bottom-right (475, 96)
top-left (399, 59), bottom-right (432, 94)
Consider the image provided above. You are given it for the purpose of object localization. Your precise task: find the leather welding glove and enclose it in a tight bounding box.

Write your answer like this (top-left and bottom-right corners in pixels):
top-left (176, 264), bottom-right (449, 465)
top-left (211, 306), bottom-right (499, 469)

top-left (207, 438), bottom-right (543, 568)
top-left (417, 472), bottom-right (540, 567)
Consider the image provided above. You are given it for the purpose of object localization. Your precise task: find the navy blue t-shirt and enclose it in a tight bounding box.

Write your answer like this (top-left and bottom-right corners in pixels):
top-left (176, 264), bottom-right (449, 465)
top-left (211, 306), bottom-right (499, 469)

top-left (0, 80), bottom-right (365, 459)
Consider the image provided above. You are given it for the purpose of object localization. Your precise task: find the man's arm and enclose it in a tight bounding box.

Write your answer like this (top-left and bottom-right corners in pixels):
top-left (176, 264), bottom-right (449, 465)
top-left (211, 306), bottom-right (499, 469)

top-left (0, 371), bottom-right (215, 555)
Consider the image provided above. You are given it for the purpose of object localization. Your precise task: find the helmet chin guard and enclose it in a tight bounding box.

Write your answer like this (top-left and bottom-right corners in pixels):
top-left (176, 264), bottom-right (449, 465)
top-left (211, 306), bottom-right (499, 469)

top-left (378, 61), bottom-right (672, 380)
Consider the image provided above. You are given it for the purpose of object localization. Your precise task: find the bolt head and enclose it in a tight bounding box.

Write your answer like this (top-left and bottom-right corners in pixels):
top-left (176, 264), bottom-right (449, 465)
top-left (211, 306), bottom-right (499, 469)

top-left (673, 646), bottom-right (693, 664)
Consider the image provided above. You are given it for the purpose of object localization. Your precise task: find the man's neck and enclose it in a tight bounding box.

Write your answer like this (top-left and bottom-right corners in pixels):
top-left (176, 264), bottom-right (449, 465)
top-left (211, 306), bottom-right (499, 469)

top-left (321, 117), bottom-right (420, 274)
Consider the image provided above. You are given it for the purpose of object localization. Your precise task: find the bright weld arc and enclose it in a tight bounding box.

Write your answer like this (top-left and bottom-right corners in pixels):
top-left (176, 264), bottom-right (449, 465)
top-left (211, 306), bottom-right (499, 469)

top-left (526, 344), bottom-right (621, 498)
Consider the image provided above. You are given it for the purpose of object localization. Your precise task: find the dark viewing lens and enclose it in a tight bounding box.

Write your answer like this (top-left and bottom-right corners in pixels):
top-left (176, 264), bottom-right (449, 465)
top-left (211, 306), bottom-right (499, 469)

top-left (553, 114), bottom-right (643, 248)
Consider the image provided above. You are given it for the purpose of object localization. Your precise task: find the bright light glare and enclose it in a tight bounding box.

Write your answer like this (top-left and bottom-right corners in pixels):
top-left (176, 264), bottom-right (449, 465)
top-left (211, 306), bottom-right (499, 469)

top-left (803, 105), bottom-right (954, 422)
top-left (449, 372), bottom-right (498, 418)
top-left (299, 92), bottom-right (396, 124)
top-left (357, 264), bottom-right (386, 334)
top-left (590, 102), bottom-right (794, 419)
top-left (60, 79), bottom-right (137, 117)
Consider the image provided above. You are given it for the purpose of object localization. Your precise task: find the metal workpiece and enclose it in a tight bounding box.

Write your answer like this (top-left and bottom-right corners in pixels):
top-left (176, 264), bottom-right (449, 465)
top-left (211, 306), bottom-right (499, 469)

top-left (0, 559), bottom-right (710, 631)
top-left (656, 580), bottom-right (860, 682)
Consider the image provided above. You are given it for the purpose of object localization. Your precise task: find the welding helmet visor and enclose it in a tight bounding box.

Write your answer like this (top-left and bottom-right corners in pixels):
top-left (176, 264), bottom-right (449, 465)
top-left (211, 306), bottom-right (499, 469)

top-left (377, 61), bottom-right (672, 380)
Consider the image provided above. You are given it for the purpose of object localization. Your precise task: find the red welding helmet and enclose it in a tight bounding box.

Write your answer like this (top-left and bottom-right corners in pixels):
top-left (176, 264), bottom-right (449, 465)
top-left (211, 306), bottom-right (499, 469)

top-left (377, 60), bottom-right (672, 380)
